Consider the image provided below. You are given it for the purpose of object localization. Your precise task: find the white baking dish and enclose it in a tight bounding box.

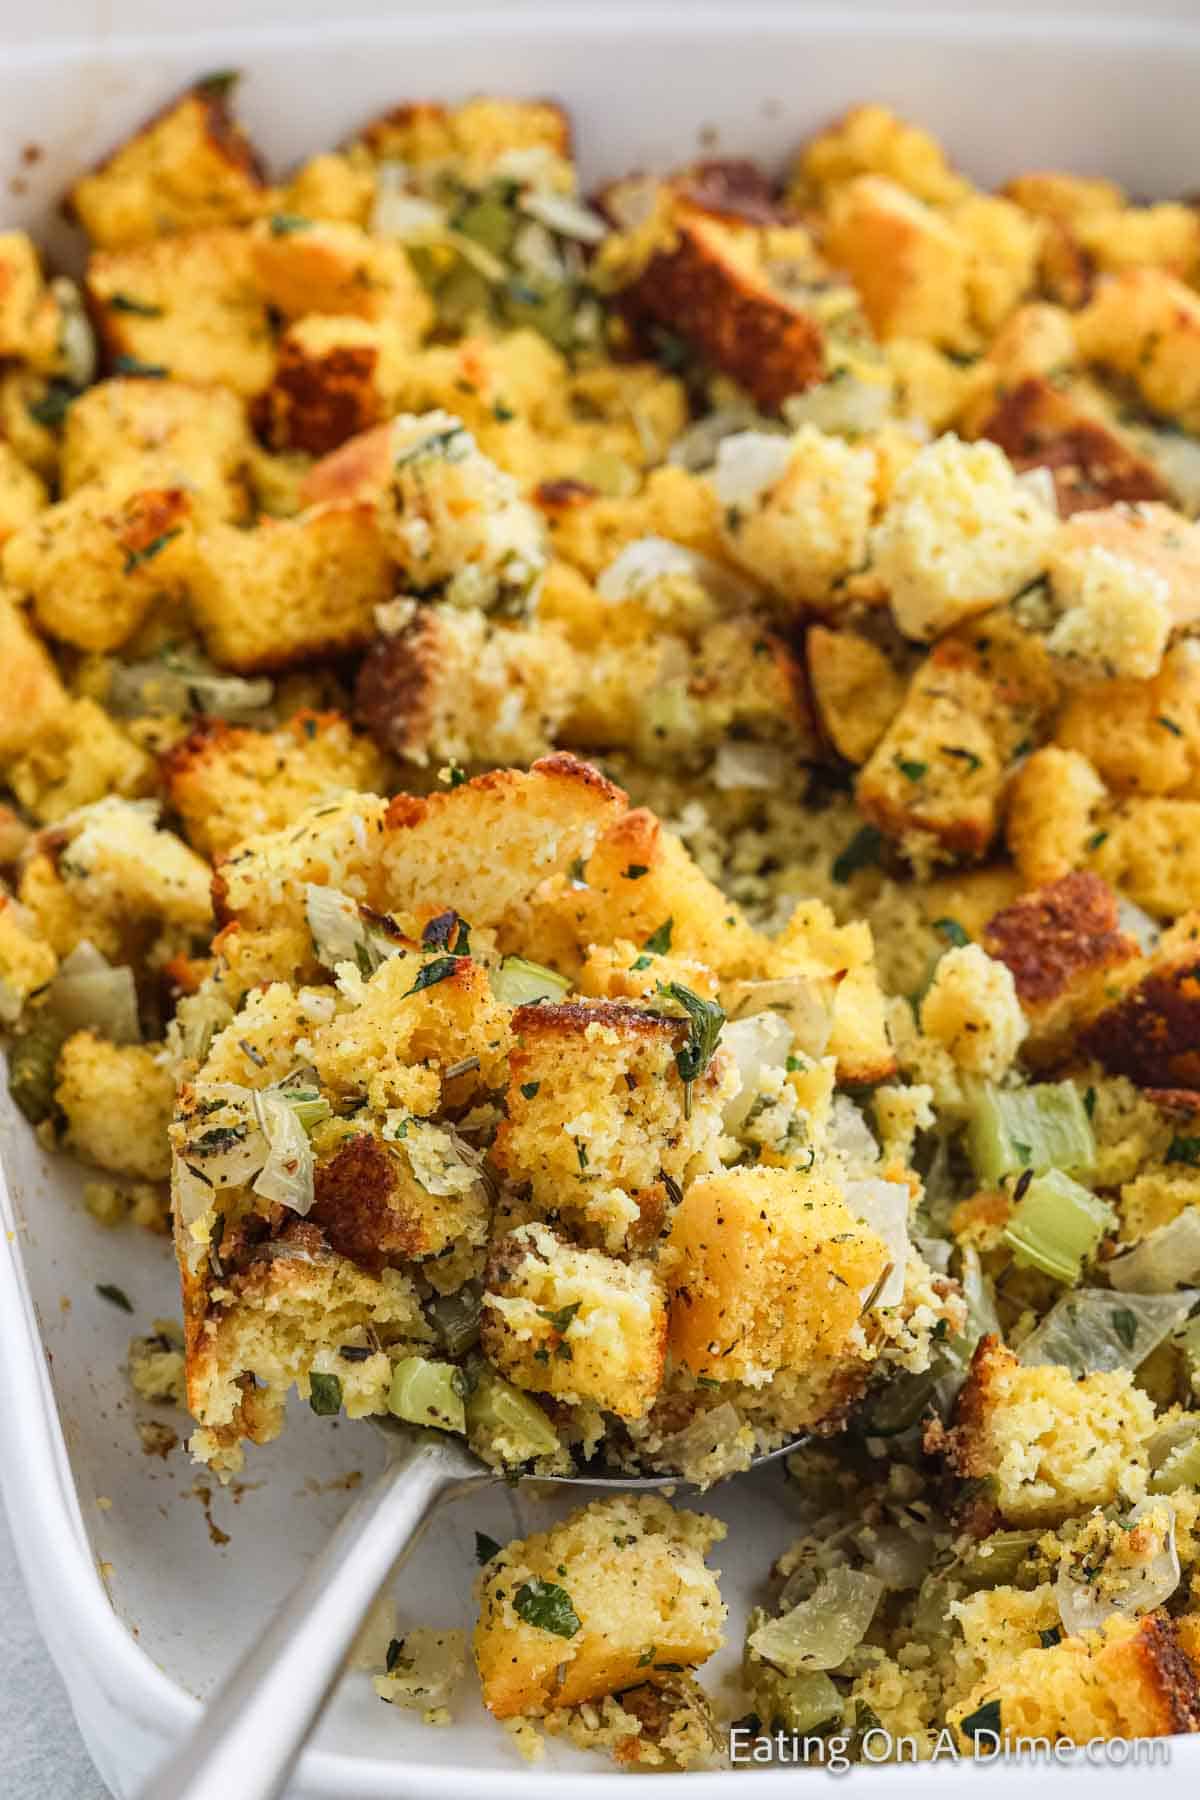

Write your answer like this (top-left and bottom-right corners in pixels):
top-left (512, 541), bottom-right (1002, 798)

top-left (5, 4), bottom-right (1200, 1793)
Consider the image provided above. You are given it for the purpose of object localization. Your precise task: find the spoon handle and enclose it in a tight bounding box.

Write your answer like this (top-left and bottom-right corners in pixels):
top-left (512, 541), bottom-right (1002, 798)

top-left (140, 1434), bottom-right (491, 1800)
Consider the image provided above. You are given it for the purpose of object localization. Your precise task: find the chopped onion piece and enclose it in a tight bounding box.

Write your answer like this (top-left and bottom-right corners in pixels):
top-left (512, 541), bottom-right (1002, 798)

top-left (720, 1013), bottom-right (794, 1132)
top-left (667, 407), bottom-right (778, 472)
top-left (782, 373), bottom-right (892, 438)
top-left (829, 1095), bottom-right (879, 1167)
top-left (51, 277), bottom-right (97, 389)
top-left (712, 741), bottom-right (790, 791)
top-left (844, 1179), bottom-right (909, 1307)
top-left (371, 163), bottom-right (448, 239)
top-left (109, 654), bottom-right (273, 720)
top-left (595, 535), bottom-right (756, 608)
top-left (1116, 898), bottom-right (1160, 954)
top-left (748, 1567), bottom-right (883, 1673)
top-left (711, 430), bottom-right (794, 507)
top-left (518, 189), bottom-right (608, 243)
top-left (395, 1118), bottom-right (487, 1197)
top-left (1108, 1210), bottom-right (1200, 1293)
top-left (1018, 1288), bottom-right (1195, 1376)
top-left (48, 953), bottom-right (141, 1045)
top-left (251, 1090), bottom-right (315, 1215)
top-left (724, 975), bottom-right (831, 1058)
top-left (1016, 464), bottom-right (1059, 515)
top-left (490, 956), bottom-right (570, 1007)
top-left (1056, 1499), bottom-right (1179, 1637)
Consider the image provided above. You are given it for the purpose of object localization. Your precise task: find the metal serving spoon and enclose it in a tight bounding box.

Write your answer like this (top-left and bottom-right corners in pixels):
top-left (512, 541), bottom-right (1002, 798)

top-left (139, 1417), bottom-right (803, 1800)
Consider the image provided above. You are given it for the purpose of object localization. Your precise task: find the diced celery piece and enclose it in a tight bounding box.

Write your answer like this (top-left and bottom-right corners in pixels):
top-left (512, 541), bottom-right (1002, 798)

top-left (465, 1367), bottom-right (560, 1461)
top-left (747, 1659), bottom-right (841, 1735)
top-left (387, 1356), bottom-right (466, 1434)
top-left (748, 1568), bottom-right (883, 1673)
top-left (427, 1287), bottom-right (482, 1358)
top-left (6, 1012), bottom-right (70, 1124)
top-left (490, 956), bottom-right (570, 1008)
top-left (966, 1082), bottom-right (1095, 1185)
top-left (1002, 1169), bottom-right (1114, 1284)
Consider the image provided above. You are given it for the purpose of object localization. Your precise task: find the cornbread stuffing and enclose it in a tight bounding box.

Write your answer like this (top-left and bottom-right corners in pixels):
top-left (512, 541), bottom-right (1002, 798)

top-left (8, 81), bottom-right (1200, 1772)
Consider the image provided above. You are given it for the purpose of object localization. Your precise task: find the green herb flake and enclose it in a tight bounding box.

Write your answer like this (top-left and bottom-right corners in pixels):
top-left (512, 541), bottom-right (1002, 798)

top-left (629, 954), bottom-right (653, 973)
top-left (932, 917), bottom-right (970, 948)
top-left (124, 526), bottom-right (183, 575)
top-left (637, 1646), bottom-right (656, 1667)
top-left (657, 981), bottom-right (726, 1093)
top-left (1167, 1136), bottom-right (1200, 1167)
top-left (960, 1699), bottom-right (1002, 1742)
top-left (643, 918), bottom-right (674, 955)
top-left (1087, 830), bottom-right (1109, 852)
top-left (402, 955), bottom-right (460, 997)
top-left (308, 1372), bottom-right (343, 1416)
top-left (1110, 1308), bottom-right (1138, 1351)
top-left (1084, 1086), bottom-right (1097, 1120)
top-left (95, 1282), bottom-right (133, 1313)
top-left (1039, 1626), bottom-right (1062, 1649)
top-left (520, 1081), bottom-right (541, 1101)
top-left (269, 213), bottom-right (313, 236)
top-left (513, 1577), bottom-right (581, 1639)
top-left (28, 382), bottom-right (76, 428)
top-left (941, 745), bottom-right (983, 774)
top-left (538, 1301), bottom-right (581, 1336)
top-left (1158, 715), bottom-right (1184, 737)
top-left (196, 68), bottom-right (239, 96)
top-left (575, 1141), bottom-right (588, 1172)
top-left (112, 354), bottom-right (169, 379)
top-left (420, 909), bottom-right (471, 956)
top-left (832, 824), bottom-right (883, 885)
top-left (107, 292), bottom-right (164, 317)
top-left (895, 757), bottom-right (927, 783)
top-left (475, 1531), bottom-right (503, 1565)
top-left (385, 1636), bottom-right (407, 1672)
top-left (623, 864), bottom-right (650, 880)
top-left (492, 401), bottom-right (516, 423)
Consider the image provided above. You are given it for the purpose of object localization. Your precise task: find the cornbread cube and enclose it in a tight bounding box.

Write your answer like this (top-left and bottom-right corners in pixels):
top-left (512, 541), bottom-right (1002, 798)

top-left (506, 804), bottom-right (759, 982)
top-left (791, 105), bottom-right (969, 208)
top-left (0, 233), bottom-right (51, 360)
top-left (188, 503), bottom-right (393, 672)
top-left (86, 229), bottom-right (275, 397)
top-left (764, 899), bottom-right (895, 1085)
top-left (1004, 170), bottom-right (1125, 222)
top-left (597, 180), bottom-right (829, 411)
top-left (61, 377), bottom-right (252, 522)
top-left (248, 219), bottom-right (433, 339)
top-left (185, 1245), bottom-right (430, 1474)
top-left (807, 625), bottom-right (906, 764)
top-left (308, 952), bottom-right (510, 1115)
top-left (535, 465), bottom-right (726, 582)
top-left (942, 1337), bottom-right (1155, 1526)
top-left (949, 194), bottom-right (1041, 338)
top-left (1075, 270), bottom-right (1200, 432)
top-left (872, 436), bottom-right (1057, 642)
top-left (3, 481), bottom-right (195, 652)
top-left (1075, 202), bottom-right (1200, 280)
top-left (1087, 797), bottom-right (1200, 920)
top-left (956, 300), bottom-right (1079, 430)
top-left (1006, 746), bottom-right (1107, 888)
top-left (977, 375), bottom-right (1167, 517)
top-left (0, 594), bottom-right (69, 757)
top-left (823, 177), bottom-right (971, 348)
top-left (0, 441), bottom-right (47, 543)
top-left (57, 796), bottom-right (213, 933)
top-left (473, 1495), bottom-right (725, 1719)
top-left (491, 1001), bottom-right (725, 1245)
top-left (383, 412), bottom-right (546, 615)
top-left (259, 315), bottom-right (403, 455)
top-left (7, 696), bottom-right (151, 823)
top-left (0, 896), bottom-right (56, 1021)
top-left (279, 152), bottom-right (373, 227)
top-left (194, 980), bottom-right (313, 1087)
top-left (1055, 642), bottom-right (1200, 797)
top-left (1079, 912), bottom-right (1200, 1084)
top-left (949, 1614), bottom-right (1200, 1749)
top-left (354, 605), bottom-right (579, 768)
top-left (309, 1117), bottom-right (491, 1270)
top-left (162, 712), bottom-right (385, 859)
top-left (56, 1031), bottom-right (175, 1181)
top-left (666, 1165), bottom-right (887, 1385)
top-left (576, 941), bottom-right (720, 1006)
top-left (982, 873), bottom-right (1140, 1066)
top-left (357, 95), bottom-right (572, 181)
top-left (919, 943), bottom-right (1026, 1078)
top-left (379, 754), bottom-right (625, 933)
top-left (1048, 544), bottom-right (1172, 681)
top-left (714, 426), bottom-right (877, 607)
top-left (1052, 501), bottom-right (1200, 633)
top-left (68, 80), bottom-right (271, 249)
top-left (482, 1222), bottom-right (668, 1417)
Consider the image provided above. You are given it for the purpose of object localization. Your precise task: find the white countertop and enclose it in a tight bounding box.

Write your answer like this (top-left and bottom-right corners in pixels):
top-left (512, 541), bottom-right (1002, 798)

top-left (0, 1502), bottom-right (110, 1799)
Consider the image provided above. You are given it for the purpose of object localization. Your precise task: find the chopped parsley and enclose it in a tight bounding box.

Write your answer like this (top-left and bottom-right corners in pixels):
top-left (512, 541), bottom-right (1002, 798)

top-left (941, 745), bottom-right (983, 773)
top-left (402, 955), bottom-right (460, 997)
top-left (124, 526), bottom-right (183, 574)
top-left (959, 1699), bottom-right (1002, 1742)
top-left (643, 918), bottom-right (674, 954)
top-left (95, 1282), bottom-right (133, 1313)
top-left (513, 1578), bottom-right (581, 1639)
top-left (932, 917), bottom-right (969, 948)
top-left (28, 381), bottom-right (76, 428)
top-left (475, 1531), bottom-right (503, 1565)
top-left (520, 1081), bottom-right (541, 1101)
top-left (539, 1301), bottom-right (582, 1336)
top-left (1039, 1626), bottom-right (1062, 1649)
top-left (112, 354), bottom-right (169, 378)
top-left (420, 909), bottom-right (471, 956)
top-left (629, 953), bottom-right (653, 973)
top-left (385, 1637), bottom-right (407, 1672)
top-left (1158, 715), bottom-right (1183, 736)
top-left (1167, 1136), bottom-right (1200, 1167)
top-left (1087, 829), bottom-right (1109, 852)
top-left (269, 213), bottom-right (312, 235)
top-left (308, 1372), bottom-right (343, 1416)
top-left (895, 757), bottom-right (927, 783)
top-left (1110, 1308), bottom-right (1138, 1351)
top-left (107, 292), bottom-right (164, 317)
top-left (657, 981), bottom-right (725, 1110)
top-left (832, 824), bottom-right (883, 885)
top-left (623, 864), bottom-right (650, 880)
